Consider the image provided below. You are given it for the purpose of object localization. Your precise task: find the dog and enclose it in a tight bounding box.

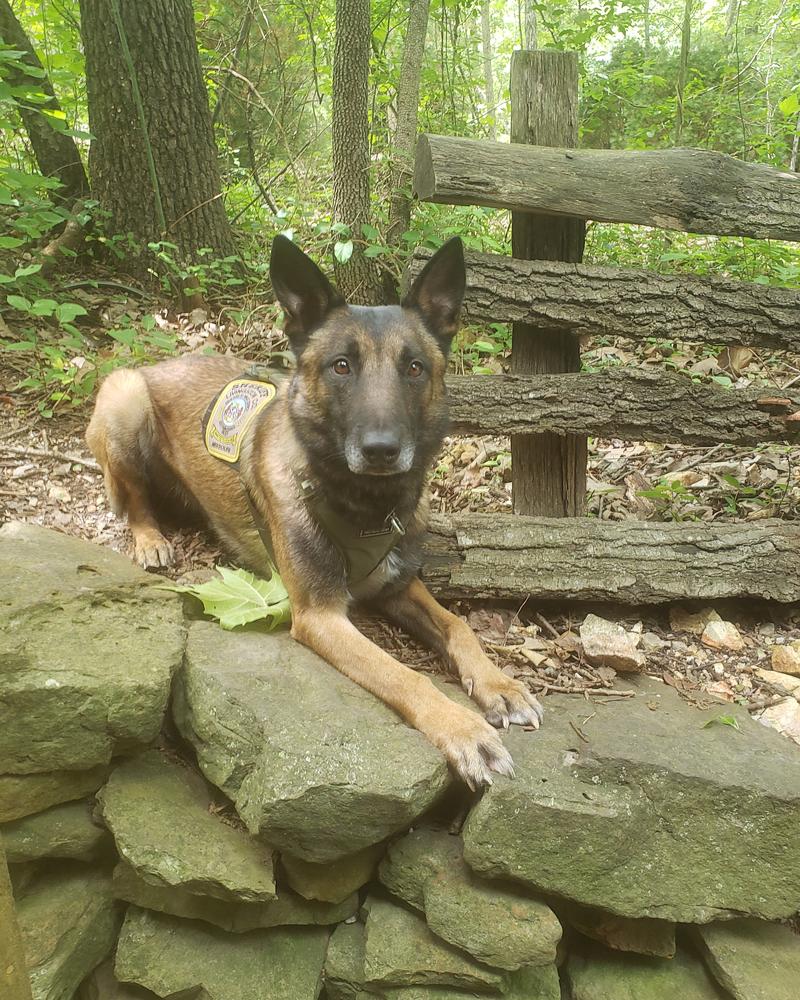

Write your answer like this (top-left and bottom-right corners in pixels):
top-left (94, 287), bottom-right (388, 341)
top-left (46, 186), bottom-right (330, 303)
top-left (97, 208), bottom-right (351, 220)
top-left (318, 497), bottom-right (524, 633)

top-left (86, 235), bottom-right (543, 787)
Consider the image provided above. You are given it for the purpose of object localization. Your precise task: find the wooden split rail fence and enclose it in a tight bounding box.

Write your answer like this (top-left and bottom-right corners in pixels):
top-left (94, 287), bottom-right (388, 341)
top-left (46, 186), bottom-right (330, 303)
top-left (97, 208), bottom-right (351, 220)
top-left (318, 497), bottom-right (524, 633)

top-left (410, 50), bottom-right (800, 605)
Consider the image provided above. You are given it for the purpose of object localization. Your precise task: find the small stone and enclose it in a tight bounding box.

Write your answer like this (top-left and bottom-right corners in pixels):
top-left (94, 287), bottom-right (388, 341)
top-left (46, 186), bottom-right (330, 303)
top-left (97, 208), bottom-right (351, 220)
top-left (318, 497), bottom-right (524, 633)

top-left (640, 632), bottom-right (666, 653)
top-left (76, 959), bottom-right (158, 1000)
top-left (579, 614), bottom-right (645, 673)
top-left (754, 698), bottom-right (800, 745)
top-left (2, 798), bottom-right (109, 863)
top-left (115, 906), bottom-right (330, 1000)
top-left (669, 606), bottom-right (722, 635)
top-left (18, 865), bottom-right (122, 1000)
top-left (701, 620), bottom-right (744, 652)
top-left (47, 484), bottom-right (71, 504)
top-left (281, 843), bottom-right (384, 904)
top-left (754, 669), bottom-right (800, 696)
top-left (98, 751), bottom-right (276, 902)
top-left (0, 766), bottom-right (109, 823)
top-left (692, 917), bottom-right (800, 1000)
top-left (362, 896), bottom-right (505, 992)
top-left (566, 942), bottom-right (724, 1000)
top-left (713, 663), bottom-right (725, 677)
top-left (324, 922), bottom-right (369, 1000)
top-left (771, 644), bottom-right (800, 676)
top-left (112, 861), bottom-right (356, 933)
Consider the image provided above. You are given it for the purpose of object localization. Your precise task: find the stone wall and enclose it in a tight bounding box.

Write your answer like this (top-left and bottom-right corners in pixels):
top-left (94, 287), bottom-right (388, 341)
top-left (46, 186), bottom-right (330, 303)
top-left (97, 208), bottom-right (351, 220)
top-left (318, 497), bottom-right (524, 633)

top-left (2, 521), bottom-right (799, 1000)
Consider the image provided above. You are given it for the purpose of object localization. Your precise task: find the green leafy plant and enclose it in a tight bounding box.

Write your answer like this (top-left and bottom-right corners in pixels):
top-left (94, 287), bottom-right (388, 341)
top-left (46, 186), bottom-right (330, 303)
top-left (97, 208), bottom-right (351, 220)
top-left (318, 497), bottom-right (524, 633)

top-left (166, 564), bottom-right (291, 631)
top-left (702, 714), bottom-right (742, 733)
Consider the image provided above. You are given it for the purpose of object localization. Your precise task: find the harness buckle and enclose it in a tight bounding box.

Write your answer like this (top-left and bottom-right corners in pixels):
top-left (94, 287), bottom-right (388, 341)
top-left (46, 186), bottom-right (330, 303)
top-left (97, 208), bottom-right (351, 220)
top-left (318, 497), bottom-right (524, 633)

top-left (387, 511), bottom-right (406, 536)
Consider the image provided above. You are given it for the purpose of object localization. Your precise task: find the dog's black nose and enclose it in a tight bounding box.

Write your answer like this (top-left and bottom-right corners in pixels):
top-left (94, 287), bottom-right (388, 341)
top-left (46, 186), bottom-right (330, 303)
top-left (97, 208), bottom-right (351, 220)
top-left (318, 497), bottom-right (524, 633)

top-left (361, 432), bottom-right (401, 467)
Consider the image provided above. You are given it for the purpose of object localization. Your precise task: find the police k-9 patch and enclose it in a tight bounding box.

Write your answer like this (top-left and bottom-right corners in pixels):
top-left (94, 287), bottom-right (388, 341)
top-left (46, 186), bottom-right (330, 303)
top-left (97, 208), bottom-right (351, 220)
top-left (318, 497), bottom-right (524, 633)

top-left (203, 378), bottom-right (277, 464)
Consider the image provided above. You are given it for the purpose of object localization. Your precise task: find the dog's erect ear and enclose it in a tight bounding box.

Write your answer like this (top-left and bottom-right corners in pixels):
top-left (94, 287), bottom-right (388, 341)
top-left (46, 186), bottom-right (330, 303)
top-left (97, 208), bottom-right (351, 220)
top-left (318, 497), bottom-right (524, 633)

top-left (270, 235), bottom-right (344, 351)
top-left (402, 237), bottom-right (466, 351)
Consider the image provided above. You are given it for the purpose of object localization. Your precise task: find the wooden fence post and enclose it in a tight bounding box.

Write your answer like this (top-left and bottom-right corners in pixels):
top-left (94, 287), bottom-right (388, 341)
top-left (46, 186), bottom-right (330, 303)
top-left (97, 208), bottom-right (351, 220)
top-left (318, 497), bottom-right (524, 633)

top-left (510, 51), bottom-right (587, 516)
top-left (1, 839), bottom-right (32, 1000)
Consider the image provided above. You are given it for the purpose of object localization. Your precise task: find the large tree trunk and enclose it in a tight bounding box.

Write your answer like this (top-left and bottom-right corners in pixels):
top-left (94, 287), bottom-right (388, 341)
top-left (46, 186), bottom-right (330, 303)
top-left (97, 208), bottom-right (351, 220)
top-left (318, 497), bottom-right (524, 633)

top-left (0, 0), bottom-right (88, 202)
top-left (332, 0), bottom-right (383, 304)
top-left (422, 515), bottom-right (800, 604)
top-left (385, 0), bottom-right (431, 256)
top-left (78, 0), bottom-right (234, 268)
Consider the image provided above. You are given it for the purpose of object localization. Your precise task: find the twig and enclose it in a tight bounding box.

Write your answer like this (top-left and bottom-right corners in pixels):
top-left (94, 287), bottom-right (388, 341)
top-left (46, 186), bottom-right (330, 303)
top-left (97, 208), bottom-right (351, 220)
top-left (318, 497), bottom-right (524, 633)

top-left (747, 694), bottom-right (789, 712)
top-left (527, 679), bottom-right (635, 697)
top-left (569, 720), bottom-right (590, 743)
top-left (535, 612), bottom-right (561, 640)
top-left (0, 445), bottom-right (100, 472)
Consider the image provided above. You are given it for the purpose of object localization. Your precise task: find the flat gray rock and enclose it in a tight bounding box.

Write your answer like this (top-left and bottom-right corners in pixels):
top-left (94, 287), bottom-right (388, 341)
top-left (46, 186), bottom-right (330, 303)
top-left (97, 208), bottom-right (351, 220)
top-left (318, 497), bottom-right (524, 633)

top-left (112, 860), bottom-right (357, 932)
top-left (692, 918), bottom-right (800, 1000)
top-left (173, 622), bottom-right (451, 862)
top-left (0, 766), bottom-right (109, 823)
top-left (362, 896), bottom-right (504, 993)
top-left (555, 900), bottom-right (675, 958)
top-left (379, 826), bottom-right (561, 970)
top-left (565, 943), bottom-right (724, 1000)
top-left (2, 798), bottom-right (109, 863)
top-left (0, 523), bottom-right (184, 774)
top-left (115, 905), bottom-right (329, 1000)
top-left (17, 865), bottom-right (122, 1000)
top-left (98, 751), bottom-right (275, 901)
top-left (76, 960), bottom-right (160, 1000)
top-left (464, 677), bottom-right (800, 921)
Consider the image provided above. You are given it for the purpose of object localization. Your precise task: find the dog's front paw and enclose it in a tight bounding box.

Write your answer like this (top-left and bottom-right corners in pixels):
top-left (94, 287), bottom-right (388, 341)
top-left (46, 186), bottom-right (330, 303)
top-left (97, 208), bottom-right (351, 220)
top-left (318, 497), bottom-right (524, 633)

top-left (434, 705), bottom-right (516, 791)
top-left (466, 674), bottom-right (544, 731)
top-left (133, 529), bottom-right (174, 570)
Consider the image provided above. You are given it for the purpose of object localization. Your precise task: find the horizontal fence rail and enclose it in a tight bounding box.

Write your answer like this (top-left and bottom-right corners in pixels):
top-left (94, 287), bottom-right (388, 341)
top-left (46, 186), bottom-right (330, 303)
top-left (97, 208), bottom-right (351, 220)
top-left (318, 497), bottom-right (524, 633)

top-left (407, 249), bottom-right (800, 353)
top-left (445, 370), bottom-right (800, 446)
top-left (422, 514), bottom-right (800, 604)
top-left (414, 134), bottom-right (800, 241)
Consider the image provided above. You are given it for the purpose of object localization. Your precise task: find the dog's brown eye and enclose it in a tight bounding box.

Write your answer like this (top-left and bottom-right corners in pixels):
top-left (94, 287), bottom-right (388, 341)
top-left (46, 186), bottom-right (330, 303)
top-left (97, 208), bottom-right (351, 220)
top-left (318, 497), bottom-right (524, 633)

top-left (333, 358), bottom-right (351, 376)
top-left (408, 360), bottom-right (424, 377)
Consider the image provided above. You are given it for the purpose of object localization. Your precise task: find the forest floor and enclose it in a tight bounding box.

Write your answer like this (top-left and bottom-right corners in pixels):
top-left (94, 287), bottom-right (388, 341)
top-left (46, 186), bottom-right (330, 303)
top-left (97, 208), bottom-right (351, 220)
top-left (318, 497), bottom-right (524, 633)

top-left (2, 289), bottom-right (799, 738)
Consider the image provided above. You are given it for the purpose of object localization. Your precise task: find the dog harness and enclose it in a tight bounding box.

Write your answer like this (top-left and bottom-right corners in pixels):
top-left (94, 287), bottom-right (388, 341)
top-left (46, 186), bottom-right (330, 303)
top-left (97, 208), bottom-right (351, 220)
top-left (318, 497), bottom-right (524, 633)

top-left (202, 365), bottom-right (406, 592)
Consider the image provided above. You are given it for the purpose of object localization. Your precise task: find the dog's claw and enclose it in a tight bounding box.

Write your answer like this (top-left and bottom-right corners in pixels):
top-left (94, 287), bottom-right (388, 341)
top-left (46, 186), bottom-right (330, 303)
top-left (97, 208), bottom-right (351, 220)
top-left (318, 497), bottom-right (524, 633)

top-left (463, 678), bottom-right (474, 697)
top-left (133, 530), bottom-right (174, 570)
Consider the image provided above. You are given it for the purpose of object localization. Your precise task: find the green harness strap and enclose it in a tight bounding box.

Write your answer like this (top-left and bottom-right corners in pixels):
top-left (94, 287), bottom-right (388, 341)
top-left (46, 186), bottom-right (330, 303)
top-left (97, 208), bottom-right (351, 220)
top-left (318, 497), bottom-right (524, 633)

top-left (203, 365), bottom-right (406, 591)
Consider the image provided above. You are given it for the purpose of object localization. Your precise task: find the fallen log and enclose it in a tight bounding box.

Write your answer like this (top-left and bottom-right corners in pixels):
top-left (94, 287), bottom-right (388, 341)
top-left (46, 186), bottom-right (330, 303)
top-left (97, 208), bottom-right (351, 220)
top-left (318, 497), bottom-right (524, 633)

top-left (414, 134), bottom-right (800, 241)
top-left (422, 514), bottom-right (800, 604)
top-left (444, 369), bottom-right (800, 445)
top-left (407, 248), bottom-right (800, 353)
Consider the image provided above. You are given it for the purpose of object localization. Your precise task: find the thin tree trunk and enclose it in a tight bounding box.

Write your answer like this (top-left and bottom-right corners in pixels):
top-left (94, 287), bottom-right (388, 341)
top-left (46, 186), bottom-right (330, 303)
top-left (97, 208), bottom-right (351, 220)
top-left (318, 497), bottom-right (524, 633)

top-left (790, 113), bottom-right (800, 172)
top-left (675, 0), bottom-right (693, 144)
top-left (79, 0), bottom-right (234, 271)
top-left (332, 0), bottom-right (383, 304)
top-left (385, 0), bottom-right (430, 255)
top-left (0, 0), bottom-right (88, 201)
top-left (725, 0), bottom-right (739, 35)
top-left (524, 0), bottom-right (537, 48)
top-left (480, 1), bottom-right (495, 139)
top-left (644, 0), bottom-right (651, 52)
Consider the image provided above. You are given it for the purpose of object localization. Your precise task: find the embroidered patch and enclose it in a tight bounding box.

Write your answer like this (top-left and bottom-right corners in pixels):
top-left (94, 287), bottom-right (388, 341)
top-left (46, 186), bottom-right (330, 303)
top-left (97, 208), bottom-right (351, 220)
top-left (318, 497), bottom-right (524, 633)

top-left (204, 378), bottom-right (277, 464)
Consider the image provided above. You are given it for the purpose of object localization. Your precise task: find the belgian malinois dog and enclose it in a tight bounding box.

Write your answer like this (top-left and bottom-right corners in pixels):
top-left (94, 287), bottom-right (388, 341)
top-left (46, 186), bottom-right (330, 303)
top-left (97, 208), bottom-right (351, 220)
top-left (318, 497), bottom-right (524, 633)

top-left (86, 236), bottom-right (542, 787)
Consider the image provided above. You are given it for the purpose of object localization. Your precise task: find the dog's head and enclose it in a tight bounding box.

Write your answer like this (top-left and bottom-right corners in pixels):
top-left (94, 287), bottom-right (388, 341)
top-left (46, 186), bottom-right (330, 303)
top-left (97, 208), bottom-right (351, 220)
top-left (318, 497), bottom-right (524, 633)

top-left (270, 235), bottom-right (465, 478)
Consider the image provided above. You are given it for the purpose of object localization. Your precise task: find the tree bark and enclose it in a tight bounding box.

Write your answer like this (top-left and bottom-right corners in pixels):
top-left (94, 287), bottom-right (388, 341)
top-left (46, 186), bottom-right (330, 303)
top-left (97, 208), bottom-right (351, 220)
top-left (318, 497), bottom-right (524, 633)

top-left (407, 248), bottom-right (800, 352)
top-left (0, 0), bottom-right (88, 201)
top-left (385, 0), bottom-right (431, 253)
top-left (79, 0), bottom-right (234, 265)
top-left (421, 515), bottom-right (800, 604)
top-left (480, 1), bottom-right (495, 139)
top-left (509, 51), bottom-right (586, 518)
top-left (414, 134), bottom-right (800, 241)
top-left (445, 369), bottom-right (800, 445)
top-left (332, 0), bottom-right (383, 304)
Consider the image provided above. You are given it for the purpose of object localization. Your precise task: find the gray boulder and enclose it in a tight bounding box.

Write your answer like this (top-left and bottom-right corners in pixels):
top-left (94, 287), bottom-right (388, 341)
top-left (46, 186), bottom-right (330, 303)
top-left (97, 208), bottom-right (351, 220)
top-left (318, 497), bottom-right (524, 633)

top-left (115, 905), bottom-right (330, 1000)
top-left (173, 622), bottom-right (451, 862)
top-left (0, 766), bottom-right (109, 823)
top-left (555, 900), bottom-right (675, 958)
top-left (97, 751), bottom-right (275, 901)
top-left (379, 827), bottom-right (561, 970)
top-left (565, 942), bottom-right (725, 1000)
top-left (2, 798), bottom-right (109, 863)
top-left (362, 896), bottom-right (504, 993)
top-left (692, 918), bottom-right (800, 1000)
top-left (0, 522), bottom-right (184, 775)
top-left (464, 677), bottom-right (800, 921)
top-left (17, 865), bottom-right (122, 1000)
top-left (112, 860), bottom-right (357, 932)
top-left (281, 842), bottom-right (385, 903)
